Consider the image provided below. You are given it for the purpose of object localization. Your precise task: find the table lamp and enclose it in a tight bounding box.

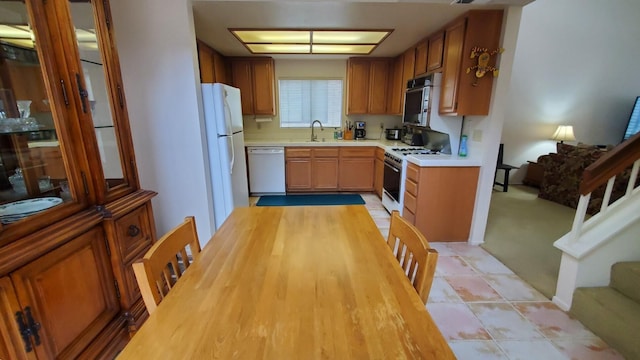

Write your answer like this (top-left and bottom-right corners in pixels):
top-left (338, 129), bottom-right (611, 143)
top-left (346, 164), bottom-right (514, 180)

top-left (551, 125), bottom-right (576, 144)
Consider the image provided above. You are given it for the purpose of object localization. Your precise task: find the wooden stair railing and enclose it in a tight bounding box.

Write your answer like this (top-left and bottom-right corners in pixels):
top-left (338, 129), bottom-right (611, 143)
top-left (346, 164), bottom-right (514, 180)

top-left (568, 132), bottom-right (640, 243)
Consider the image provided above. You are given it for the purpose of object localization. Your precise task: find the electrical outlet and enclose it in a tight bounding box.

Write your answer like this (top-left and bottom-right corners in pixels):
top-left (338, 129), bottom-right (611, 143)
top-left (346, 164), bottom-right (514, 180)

top-left (379, 122), bottom-right (384, 130)
top-left (472, 129), bottom-right (483, 141)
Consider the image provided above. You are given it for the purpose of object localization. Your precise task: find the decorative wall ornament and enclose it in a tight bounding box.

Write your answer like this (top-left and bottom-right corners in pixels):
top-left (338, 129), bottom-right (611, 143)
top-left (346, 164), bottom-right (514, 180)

top-left (466, 47), bottom-right (504, 86)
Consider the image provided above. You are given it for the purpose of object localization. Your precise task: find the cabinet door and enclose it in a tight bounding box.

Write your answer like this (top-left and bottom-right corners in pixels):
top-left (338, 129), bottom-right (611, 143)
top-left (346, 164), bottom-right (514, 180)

top-left (10, 227), bottom-right (119, 359)
top-left (402, 47), bottom-right (416, 87)
top-left (251, 58), bottom-right (275, 115)
top-left (414, 41), bottom-right (428, 77)
top-left (212, 51), bottom-right (228, 85)
top-left (346, 59), bottom-right (370, 114)
top-left (374, 158), bottom-right (384, 198)
top-left (313, 158), bottom-right (339, 191)
top-left (427, 32), bottom-right (445, 72)
top-left (368, 59), bottom-right (389, 114)
top-left (339, 158), bottom-right (375, 191)
top-left (197, 40), bottom-right (215, 83)
top-left (0, 1), bottom-right (95, 243)
top-left (386, 56), bottom-right (404, 115)
top-left (68, 0), bottom-right (141, 202)
top-left (0, 277), bottom-right (34, 360)
top-left (231, 60), bottom-right (254, 114)
top-left (440, 20), bottom-right (465, 114)
top-left (286, 159), bottom-right (312, 191)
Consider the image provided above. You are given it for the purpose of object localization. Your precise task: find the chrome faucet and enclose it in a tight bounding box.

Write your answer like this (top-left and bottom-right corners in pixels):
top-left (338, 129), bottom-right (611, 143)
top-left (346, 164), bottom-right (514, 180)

top-left (311, 120), bottom-right (324, 141)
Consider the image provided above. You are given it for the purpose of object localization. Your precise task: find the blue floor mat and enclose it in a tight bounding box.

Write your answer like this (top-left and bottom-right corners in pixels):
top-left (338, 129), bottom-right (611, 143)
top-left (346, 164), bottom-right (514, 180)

top-left (256, 194), bottom-right (365, 207)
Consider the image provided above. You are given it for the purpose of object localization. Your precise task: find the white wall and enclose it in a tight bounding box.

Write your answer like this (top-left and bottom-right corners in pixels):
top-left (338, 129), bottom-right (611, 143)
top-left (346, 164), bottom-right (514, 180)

top-left (502, 0), bottom-right (640, 184)
top-left (110, 0), bottom-right (216, 245)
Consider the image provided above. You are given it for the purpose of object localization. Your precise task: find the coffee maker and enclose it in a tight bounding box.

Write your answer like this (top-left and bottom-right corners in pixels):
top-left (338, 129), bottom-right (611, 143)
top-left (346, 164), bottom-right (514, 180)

top-left (355, 121), bottom-right (366, 139)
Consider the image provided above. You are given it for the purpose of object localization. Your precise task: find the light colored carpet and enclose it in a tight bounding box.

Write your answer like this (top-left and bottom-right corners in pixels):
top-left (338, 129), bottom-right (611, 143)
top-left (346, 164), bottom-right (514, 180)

top-left (482, 185), bottom-right (576, 299)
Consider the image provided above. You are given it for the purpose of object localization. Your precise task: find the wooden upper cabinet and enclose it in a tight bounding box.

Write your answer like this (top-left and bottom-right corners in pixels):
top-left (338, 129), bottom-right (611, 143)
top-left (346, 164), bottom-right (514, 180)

top-left (414, 40), bottom-right (428, 77)
top-left (231, 59), bottom-right (255, 115)
top-left (197, 40), bottom-right (215, 83)
top-left (212, 51), bottom-right (228, 85)
top-left (368, 59), bottom-right (389, 114)
top-left (440, 19), bottom-right (465, 114)
top-left (346, 58), bottom-right (389, 115)
top-left (427, 32), bottom-right (445, 72)
top-left (197, 40), bottom-right (228, 85)
top-left (230, 57), bottom-right (275, 115)
top-left (386, 55), bottom-right (405, 116)
top-left (402, 47), bottom-right (416, 87)
top-left (346, 59), bottom-right (370, 114)
top-left (440, 10), bottom-right (504, 116)
top-left (251, 58), bottom-right (275, 115)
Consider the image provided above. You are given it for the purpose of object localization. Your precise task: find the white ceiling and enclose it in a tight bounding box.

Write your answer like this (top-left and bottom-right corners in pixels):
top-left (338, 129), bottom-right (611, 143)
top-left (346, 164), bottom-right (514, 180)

top-left (192, 0), bottom-right (535, 59)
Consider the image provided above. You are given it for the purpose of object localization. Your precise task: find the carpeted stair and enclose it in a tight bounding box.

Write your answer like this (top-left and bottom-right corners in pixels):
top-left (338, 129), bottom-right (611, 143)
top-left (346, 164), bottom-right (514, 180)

top-left (570, 261), bottom-right (640, 359)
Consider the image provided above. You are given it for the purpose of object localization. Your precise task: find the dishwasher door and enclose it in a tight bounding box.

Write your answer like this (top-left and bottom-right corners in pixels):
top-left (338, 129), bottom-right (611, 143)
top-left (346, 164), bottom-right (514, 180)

top-left (247, 147), bottom-right (286, 195)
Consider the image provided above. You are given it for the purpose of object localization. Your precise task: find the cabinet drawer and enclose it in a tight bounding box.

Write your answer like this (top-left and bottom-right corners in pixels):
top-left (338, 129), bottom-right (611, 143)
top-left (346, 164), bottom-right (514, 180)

top-left (403, 207), bottom-right (416, 224)
top-left (403, 191), bottom-right (417, 213)
top-left (116, 206), bottom-right (153, 264)
top-left (286, 148), bottom-right (312, 158)
top-left (340, 147), bottom-right (375, 158)
top-left (406, 163), bottom-right (420, 183)
top-left (405, 178), bottom-right (418, 197)
top-left (313, 147), bottom-right (339, 158)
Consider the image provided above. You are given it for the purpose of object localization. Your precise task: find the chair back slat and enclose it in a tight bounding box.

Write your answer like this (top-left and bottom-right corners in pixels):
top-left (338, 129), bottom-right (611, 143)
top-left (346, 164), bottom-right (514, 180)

top-left (133, 216), bottom-right (202, 314)
top-left (386, 211), bottom-right (439, 304)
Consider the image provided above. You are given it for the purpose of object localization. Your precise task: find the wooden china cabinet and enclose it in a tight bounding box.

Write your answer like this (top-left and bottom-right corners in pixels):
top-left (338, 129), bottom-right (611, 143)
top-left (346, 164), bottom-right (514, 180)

top-left (0, 0), bottom-right (156, 359)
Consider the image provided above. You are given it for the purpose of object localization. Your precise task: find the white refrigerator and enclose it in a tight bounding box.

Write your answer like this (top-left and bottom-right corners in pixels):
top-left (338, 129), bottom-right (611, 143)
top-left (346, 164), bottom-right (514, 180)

top-left (202, 83), bottom-right (249, 230)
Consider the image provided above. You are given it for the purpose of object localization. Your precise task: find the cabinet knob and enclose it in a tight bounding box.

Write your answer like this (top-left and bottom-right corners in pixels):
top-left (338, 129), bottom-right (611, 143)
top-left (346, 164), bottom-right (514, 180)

top-left (127, 225), bottom-right (141, 237)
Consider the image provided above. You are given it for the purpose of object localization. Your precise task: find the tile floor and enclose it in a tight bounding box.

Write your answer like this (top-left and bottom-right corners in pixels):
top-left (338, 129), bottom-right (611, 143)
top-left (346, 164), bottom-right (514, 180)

top-left (359, 193), bottom-right (624, 360)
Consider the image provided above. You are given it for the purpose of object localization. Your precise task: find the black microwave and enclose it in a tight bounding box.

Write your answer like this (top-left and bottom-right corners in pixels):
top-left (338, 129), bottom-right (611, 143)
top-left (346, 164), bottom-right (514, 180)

top-left (403, 75), bottom-right (433, 127)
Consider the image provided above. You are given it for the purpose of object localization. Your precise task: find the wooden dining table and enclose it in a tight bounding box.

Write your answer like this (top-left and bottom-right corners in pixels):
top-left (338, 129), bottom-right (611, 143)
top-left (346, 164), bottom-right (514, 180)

top-left (118, 205), bottom-right (455, 359)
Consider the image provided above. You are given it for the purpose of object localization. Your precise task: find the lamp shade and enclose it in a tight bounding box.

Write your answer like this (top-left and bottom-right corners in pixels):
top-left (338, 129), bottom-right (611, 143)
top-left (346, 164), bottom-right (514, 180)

top-left (551, 125), bottom-right (576, 143)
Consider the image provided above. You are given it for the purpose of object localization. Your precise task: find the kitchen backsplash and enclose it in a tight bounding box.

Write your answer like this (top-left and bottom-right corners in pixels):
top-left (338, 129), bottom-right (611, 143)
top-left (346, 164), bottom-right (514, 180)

top-left (242, 114), bottom-right (403, 141)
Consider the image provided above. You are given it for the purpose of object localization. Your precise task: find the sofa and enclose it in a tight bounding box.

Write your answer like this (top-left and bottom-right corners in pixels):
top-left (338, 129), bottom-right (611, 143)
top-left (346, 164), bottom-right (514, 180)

top-left (536, 143), bottom-right (631, 215)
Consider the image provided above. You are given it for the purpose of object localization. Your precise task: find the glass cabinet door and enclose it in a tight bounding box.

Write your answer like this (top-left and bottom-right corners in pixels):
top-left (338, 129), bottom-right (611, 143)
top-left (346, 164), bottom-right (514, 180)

top-left (0, 1), bottom-right (78, 230)
top-left (68, 0), bottom-right (138, 202)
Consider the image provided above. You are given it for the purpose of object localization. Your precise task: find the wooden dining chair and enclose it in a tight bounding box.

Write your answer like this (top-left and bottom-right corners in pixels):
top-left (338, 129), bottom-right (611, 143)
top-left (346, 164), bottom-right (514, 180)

top-left (386, 210), bottom-right (438, 304)
top-left (132, 216), bottom-right (201, 315)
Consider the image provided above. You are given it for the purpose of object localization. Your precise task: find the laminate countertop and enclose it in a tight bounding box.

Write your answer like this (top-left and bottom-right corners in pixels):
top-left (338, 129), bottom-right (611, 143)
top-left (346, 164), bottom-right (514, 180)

top-left (245, 139), bottom-right (481, 167)
top-left (118, 206), bottom-right (455, 359)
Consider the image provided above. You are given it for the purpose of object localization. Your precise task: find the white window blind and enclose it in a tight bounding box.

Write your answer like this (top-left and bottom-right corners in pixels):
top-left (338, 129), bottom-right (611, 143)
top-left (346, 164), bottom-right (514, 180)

top-left (278, 79), bottom-right (343, 128)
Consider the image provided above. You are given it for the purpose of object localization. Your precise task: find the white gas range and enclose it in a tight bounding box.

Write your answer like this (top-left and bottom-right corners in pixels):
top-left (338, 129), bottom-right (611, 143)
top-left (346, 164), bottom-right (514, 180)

top-left (381, 146), bottom-right (444, 214)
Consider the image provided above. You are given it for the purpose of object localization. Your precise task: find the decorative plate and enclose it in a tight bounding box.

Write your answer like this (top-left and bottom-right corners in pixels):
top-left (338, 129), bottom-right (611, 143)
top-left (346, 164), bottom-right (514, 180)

top-left (0, 197), bottom-right (63, 218)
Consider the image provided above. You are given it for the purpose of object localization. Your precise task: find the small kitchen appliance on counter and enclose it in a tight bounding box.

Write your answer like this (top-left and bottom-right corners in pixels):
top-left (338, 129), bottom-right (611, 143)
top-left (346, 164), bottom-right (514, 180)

top-left (385, 128), bottom-right (402, 140)
top-left (355, 121), bottom-right (366, 139)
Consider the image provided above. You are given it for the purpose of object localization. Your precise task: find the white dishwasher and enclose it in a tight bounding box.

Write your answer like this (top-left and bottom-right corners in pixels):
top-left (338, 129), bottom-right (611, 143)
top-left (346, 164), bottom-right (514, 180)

top-left (247, 147), bottom-right (286, 195)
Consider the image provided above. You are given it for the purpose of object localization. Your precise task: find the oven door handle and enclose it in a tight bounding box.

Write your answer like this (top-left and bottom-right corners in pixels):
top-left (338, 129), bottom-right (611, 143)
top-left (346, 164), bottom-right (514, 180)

top-left (384, 161), bottom-right (400, 172)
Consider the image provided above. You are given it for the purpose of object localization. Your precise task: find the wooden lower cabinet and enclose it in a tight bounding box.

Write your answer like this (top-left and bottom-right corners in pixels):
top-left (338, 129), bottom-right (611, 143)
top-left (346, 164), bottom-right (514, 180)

top-left (286, 146), bottom-right (376, 193)
top-left (286, 147), bottom-right (339, 192)
top-left (339, 147), bottom-right (375, 191)
top-left (403, 163), bottom-right (479, 242)
top-left (0, 191), bottom-right (157, 360)
top-left (5, 226), bottom-right (119, 359)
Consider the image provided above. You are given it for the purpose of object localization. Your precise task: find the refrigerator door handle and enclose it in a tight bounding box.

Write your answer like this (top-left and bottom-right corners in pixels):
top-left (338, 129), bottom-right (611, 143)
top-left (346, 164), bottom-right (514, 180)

top-left (223, 94), bottom-right (235, 174)
top-left (229, 133), bottom-right (235, 175)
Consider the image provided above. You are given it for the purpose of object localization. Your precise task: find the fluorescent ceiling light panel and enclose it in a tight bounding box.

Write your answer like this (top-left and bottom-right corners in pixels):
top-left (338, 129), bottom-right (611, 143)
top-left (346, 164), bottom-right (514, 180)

top-left (312, 44), bottom-right (375, 54)
top-left (247, 44), bottom-right (310, 54)
top-left (0, 25), bottom-right (31, 39)
top-left (312, 31), bottom-right (388, 44)
top-left (75, 28), bottom-right (96, 42)
top-left (1, 38), bottom-right (34, 48)
top-left (233, 30), bottom-right (309, 44)
top-left (230, 29), bottom-right (392, 55)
